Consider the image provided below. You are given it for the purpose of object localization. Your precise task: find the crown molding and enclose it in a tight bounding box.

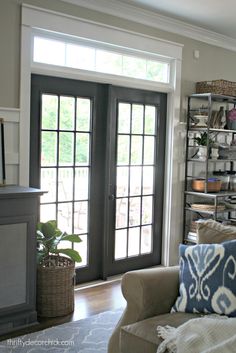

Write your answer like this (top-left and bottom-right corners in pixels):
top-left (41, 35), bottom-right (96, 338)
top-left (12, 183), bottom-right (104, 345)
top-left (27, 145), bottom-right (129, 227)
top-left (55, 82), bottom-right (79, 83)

top-left (62, 0), bottom-right (236, 52)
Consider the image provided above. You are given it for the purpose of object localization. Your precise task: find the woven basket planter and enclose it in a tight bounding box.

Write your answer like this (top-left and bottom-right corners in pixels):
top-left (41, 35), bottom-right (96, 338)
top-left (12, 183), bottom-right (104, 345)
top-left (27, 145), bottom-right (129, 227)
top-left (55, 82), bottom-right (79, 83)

top-left (37, 255), bottom-right (75, 317)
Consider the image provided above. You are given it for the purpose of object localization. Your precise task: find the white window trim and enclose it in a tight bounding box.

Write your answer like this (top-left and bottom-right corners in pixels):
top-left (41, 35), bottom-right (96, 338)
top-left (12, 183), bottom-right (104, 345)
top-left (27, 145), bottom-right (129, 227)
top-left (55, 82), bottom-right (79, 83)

top-left (20, 4), bottom-right (183, 266)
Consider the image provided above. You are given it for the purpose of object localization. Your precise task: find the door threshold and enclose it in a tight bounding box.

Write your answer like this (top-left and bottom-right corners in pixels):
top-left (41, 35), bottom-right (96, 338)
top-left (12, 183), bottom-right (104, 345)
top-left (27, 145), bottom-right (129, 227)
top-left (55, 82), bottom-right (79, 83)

top-left (74, 274), bottom-right (123, 291)
top-left (74, 265), bottom-right (163, 291)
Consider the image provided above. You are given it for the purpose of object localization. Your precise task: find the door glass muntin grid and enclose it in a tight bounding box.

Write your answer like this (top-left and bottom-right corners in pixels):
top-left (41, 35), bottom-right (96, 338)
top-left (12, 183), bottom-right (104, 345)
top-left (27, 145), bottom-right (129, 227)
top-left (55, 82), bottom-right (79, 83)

top-left (115, 101), bottom-right (156, 260)
top-left (40, 94), bottom-right (92, 268)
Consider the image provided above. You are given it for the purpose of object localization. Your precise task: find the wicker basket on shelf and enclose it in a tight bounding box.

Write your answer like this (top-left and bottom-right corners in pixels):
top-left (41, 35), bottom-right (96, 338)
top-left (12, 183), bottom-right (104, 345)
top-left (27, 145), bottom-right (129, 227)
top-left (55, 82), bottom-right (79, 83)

top-left (196, 80), bottom-right (236, 97)
top-left (37, 255), bottom-right (75, 317)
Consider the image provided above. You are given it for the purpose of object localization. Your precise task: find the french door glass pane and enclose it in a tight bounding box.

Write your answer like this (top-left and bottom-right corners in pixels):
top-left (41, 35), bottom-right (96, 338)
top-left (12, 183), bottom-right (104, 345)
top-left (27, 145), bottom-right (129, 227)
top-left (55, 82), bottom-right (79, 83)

top-left (114, 102), bottom-right (156, 260)
top-left (132, 104), bottom-right (143, 134)
top-left (117, 135), bottom-right (130, 165)
top-left (142, 196), bottom-right (153, 224)
top-left (40, 204), bottom-right (56, 222)
top-left (128, 227), bottom-right (140, 257)
top-left (118, 103), bottom-right (131, 133)
top-left (40, 93), bottom-right (91, 269)
top-left (143, 136), bottom-right (155, 164)
top-left (130, 166), bottom-right (142, 196)
top-left (143, 166), bottom-right (154, 195)
top-left (40, 168), bottom-right (56, 203)
top-left (74, 201), bottom-right (88, 234)
top-left (145, 106), bottom-right (156, 134)
top-left (115, 229), bottom-right (127, 259)
top-left (76, 98), bottom-right (91, 131)
top-left (74, 234), bottom-right (88, 266)
top-left (116, 198), bottom-right (128, 229)
top-left (58, 202), bottom-right (72, 233)
top-left (116, 167), bottom-right (129, 197)
top-left (41, 131), bottom-right (57, 166)
top-left (42, 95), bottom-right (58, 130)
top-left (58, 168), bottom-right (73, 201)
top-left (75, 167), bottom-right (89, 200)
top-left (131, 136), bottom-right (142, 165)
top-left (59, 96), bottom-right (75, 130)
top-left (76, 133), bottom-right (90, 165)
top-left (129, 197), bottom-right (141, 226)
top-left (59, 132), bottom-right (74, 165)
top-left (141, 225), bottom-right (152, 254)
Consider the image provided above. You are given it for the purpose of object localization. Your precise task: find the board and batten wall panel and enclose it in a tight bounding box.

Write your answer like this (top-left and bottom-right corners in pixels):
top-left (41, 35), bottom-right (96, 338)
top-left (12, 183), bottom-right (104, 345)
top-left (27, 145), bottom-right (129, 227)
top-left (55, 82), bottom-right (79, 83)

top-left (0, 107), bottom-right (19, 185)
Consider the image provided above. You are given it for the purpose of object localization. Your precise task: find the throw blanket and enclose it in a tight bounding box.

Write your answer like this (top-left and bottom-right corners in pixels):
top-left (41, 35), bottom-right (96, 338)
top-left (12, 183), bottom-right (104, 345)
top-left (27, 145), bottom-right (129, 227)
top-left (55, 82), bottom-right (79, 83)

top-left (156, 316), bottom-right (236, 353)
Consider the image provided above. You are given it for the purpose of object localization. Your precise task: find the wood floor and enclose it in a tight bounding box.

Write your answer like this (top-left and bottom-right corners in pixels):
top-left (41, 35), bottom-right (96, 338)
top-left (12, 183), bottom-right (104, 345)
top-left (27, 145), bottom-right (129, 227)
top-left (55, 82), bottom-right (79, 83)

top-left (0, 279), bottom-right (126, 342)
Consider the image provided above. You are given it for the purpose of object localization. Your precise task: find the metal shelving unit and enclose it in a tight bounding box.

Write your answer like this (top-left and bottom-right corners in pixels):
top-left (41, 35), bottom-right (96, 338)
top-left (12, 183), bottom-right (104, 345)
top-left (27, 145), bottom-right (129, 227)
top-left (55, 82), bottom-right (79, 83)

top-left (184, 93), bottom-right (236, 243)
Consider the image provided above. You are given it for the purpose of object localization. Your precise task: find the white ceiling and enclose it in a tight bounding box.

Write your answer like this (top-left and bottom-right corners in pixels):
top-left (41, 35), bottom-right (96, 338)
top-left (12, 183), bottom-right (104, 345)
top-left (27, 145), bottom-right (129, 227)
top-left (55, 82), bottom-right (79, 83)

top-left (118, 0), bottom-right (236, 39)
top-left (64, 0), bottom-right (236, 40)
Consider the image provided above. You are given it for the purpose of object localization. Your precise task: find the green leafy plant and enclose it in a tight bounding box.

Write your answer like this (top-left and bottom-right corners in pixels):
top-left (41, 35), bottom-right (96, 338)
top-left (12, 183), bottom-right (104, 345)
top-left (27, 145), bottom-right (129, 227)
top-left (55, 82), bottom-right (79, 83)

top-left (194, 132), bottom-right (213, 146)
top-left (36, 220), bottom-right (82, 265)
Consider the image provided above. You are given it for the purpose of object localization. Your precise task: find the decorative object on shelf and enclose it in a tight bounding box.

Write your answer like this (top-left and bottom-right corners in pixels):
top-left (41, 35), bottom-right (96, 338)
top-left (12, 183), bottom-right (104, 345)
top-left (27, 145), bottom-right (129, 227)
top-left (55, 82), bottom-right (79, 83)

top-left (212, 170), bottom-right (229, 191)
top-left (36, 220), bottom-right (82, 317)
top-left (219, 145), bottom-right (236, 159)
top-left (210, 147), bottom-right (219, 160)
top-left (194, 132), bottom-right (213, 161)
top-left (229, 175), bottom-right (236, 191)
top-left (197, 146), bottom-right (207, 160)
top-left (224, 196), bottom-right (236, 209)
top-left (194, 114), bottom-right (208, 127)
top-left (0, 118), bottom-right (5, 185)
top-left (196, 79), bottom-right (236, 97)
top-left (191, 203), bottom-right (226, 212)
top-left (194, 132), bottom-right (213, 147)
top-left (227, 108), bottom-right (236, 130)
top-left (191, 178), bottom-right (222, 192)
top-left (209, 107), bottom-right (225, 128)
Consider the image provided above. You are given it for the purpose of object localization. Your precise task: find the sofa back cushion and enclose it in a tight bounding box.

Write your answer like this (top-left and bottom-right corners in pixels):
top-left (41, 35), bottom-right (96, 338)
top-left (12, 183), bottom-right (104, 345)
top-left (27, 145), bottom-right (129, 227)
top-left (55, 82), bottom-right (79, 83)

top-left (197, 219), bottom-right (236, 244)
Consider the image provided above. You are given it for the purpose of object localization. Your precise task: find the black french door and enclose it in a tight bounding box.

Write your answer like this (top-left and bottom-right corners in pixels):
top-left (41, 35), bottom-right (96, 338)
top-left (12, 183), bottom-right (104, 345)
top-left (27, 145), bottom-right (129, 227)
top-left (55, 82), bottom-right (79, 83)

top-left (30, 75), bottom-right (166, 283)
top-left (104, 86), bottom-right (166, 276)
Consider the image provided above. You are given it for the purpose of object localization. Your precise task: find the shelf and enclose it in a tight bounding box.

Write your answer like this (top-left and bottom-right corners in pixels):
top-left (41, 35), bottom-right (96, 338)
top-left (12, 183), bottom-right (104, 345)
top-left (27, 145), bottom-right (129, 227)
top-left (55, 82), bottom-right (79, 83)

top-left (189, 127), bottom-right (236, 133)
top-left (187, 158), bottom-right (236, 163)
top-left (190, 93), bottom-right (236, 103)
top-left (184, 93), bottom-right (236, 244)
top-left (185, 190), bottom-right (236, 198)
top-left (185, 207), bottom-right (233, 215)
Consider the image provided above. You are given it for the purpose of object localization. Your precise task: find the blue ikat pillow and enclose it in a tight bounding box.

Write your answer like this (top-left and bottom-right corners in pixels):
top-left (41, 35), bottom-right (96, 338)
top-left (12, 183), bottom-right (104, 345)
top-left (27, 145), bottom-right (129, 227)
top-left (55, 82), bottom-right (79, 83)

top-left (172, 240), bottom-right (236, 316)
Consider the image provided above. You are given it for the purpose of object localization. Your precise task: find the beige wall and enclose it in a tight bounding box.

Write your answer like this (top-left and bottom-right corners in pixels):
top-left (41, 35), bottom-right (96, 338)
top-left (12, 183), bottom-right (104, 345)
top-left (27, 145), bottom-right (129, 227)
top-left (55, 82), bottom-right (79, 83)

top-left (1, 0), bottom-right (236, 109)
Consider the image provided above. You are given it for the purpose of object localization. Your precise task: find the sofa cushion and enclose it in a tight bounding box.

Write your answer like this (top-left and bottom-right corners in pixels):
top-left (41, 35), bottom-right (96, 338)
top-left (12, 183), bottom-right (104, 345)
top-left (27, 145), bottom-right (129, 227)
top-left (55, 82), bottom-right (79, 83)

top-left (197, 219), bottom-right (236, 244)
top-left (172, 240), bottom-right (236, 316)
top-left (120, 312), bottom-right (201, 353)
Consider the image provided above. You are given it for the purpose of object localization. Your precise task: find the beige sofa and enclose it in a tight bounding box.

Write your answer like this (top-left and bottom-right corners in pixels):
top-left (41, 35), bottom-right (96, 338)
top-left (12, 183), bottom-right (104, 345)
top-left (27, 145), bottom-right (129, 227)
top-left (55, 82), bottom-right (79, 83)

top-left (108, 266), bottom-right (201, 353)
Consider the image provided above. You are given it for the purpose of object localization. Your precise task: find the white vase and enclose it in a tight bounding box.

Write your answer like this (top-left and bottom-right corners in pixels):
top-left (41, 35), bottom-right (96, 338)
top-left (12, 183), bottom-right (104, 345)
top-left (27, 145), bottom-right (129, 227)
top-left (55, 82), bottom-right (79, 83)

top-left (197, 146), bottom-right (207, 160)
top-left (210, 147), bottom-right (219, 160)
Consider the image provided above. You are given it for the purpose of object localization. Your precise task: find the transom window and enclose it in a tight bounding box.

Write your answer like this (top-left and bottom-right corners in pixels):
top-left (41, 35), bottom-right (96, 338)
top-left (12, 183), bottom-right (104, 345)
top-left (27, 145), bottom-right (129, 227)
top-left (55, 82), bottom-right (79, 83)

top-left (33, 35), bottom-right (170, 84)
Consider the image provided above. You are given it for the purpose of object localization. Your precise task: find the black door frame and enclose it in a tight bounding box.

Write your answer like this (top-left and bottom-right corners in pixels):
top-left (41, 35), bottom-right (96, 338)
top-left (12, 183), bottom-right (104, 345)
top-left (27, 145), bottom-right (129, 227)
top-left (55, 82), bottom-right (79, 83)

top-left (30, 75), bottom-right (167, 283)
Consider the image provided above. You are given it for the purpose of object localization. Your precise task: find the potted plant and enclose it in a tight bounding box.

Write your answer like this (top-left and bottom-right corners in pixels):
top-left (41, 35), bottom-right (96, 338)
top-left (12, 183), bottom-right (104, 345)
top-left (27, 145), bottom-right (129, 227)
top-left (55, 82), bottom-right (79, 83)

top-left (36, 220), bottom-right (82, 317)
top-left (194, 132), bottom-right (213, 160)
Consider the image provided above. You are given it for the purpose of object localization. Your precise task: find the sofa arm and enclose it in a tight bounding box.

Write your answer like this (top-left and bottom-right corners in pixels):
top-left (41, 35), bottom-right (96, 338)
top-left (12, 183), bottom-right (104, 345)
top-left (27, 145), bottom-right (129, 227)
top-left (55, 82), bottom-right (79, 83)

top-left (108, 266), bottom-right (179, 353)
top-left (122, 265), bottom-right (179, 320)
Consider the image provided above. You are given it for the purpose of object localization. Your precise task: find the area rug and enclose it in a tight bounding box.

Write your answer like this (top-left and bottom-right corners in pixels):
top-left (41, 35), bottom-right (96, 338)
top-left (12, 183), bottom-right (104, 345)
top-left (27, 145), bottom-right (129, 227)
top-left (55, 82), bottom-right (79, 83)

top-left (0, 309), bottom-right (123, 353)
